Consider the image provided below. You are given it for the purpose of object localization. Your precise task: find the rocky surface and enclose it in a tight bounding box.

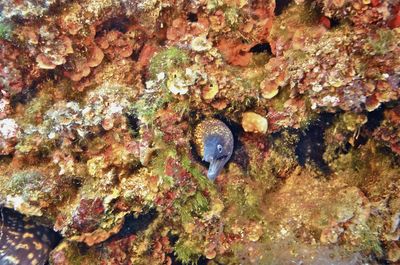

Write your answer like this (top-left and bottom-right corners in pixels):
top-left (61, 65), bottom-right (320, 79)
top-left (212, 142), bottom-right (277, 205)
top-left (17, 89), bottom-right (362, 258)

top-left (0, 0), bottom-right (399, 264)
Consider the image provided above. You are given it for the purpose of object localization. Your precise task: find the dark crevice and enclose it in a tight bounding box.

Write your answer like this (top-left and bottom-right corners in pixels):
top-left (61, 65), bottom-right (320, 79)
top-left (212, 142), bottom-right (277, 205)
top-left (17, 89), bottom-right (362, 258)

top-left (131, 43), bottom-right (144, 62)
top-left (249, 43), bottom-right (272, 54)
top-left (212, 115), bottom-right (242, 141)
top-left (187, 12), bottom-right (198, 22)
top-left (0, 153), bottom-right (13, 163)
top-left (97, 16), bottom-right (131, 34)
top-left (295, 113), bottom-right (335, 174)
top-left (274, 0), bottom-right (292, 16)
top-left (333, 140), bottom-right (358, 160)
top-left (325, 107), bottom-right (384, 159)
top-left (168, 234), bottom-right (179, 245)
top-left (342, 142), bottom-right (352, 154)
top-left (10, 80), bottom-right (39, 107)
top-left (329, 17), bottom-right (341, 28)
top-left (232, 141), bottom-right (250, 173)
top-left (107, 209), bottom-right (157, 242)
top-left (71, 178), bottom-right (83, 189)
top-left (76, 242), bottom-right (92, 256)
top-left (126, 113), bottom-right (140, 137)
top-left (353, 135), bottom-right (368, 149)
top-left (169, 251), bottom-right (208, 265)
top-left (10, 68), bottom-right (57, 107)
top-left (364, 106), bottom-right (385, 132)
top-left (128, 163), bottom-right (144, 176)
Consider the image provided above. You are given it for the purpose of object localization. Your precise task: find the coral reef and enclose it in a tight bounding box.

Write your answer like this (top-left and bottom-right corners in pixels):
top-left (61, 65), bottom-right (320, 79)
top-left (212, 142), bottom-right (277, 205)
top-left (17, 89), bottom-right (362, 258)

top-left (0, 0), bottom-right (399, 264)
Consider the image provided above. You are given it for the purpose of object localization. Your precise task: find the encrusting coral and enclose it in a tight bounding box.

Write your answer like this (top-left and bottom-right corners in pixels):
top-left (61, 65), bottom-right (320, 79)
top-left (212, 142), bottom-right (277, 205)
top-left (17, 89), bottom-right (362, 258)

top-left (0, 0), bottom-right (399, 264)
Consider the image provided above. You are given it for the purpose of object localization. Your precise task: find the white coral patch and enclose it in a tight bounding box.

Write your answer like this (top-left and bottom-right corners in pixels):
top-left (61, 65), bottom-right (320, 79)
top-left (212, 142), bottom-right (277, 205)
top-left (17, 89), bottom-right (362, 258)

top-left (106, 102), bottom-right (124, 116)
top-left (156, 72), bottom-right (165, 81)
top-left (322, 95), bottom-right (340, 106)
top-left (166, 68), bottom-right (199, 95)
top-left (167, 79), bottom-right (189, 95)
top-left (191, 35), bottom-right (212, 52)
top-left (0, 118), bottom-right (19, 139)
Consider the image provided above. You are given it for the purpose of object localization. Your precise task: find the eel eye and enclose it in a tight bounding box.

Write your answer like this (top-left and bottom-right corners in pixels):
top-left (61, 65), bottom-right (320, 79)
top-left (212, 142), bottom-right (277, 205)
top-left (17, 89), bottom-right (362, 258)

top-left (217, 144), bottom-right (223, 153)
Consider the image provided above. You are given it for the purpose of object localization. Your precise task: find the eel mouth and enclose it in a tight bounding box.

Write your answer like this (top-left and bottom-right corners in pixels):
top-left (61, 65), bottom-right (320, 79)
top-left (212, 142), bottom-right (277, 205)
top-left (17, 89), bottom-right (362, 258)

top-left (207, 156), bottom-right (227, 181)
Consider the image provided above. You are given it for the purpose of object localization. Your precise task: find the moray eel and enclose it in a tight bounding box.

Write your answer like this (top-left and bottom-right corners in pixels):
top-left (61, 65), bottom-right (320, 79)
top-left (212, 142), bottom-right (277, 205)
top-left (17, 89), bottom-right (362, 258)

top-left (0, 207), bottom-right (60, 265)
top-left (195, 119), bottom-right (234, 181)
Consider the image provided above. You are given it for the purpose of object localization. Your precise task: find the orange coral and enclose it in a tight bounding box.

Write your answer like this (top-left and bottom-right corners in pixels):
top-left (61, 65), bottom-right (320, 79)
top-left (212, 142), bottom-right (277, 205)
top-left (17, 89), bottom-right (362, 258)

top-left (319, 0), bottom-right (399, 29)
top-left (137, 44), bottom-right (158, 69)
top-left (36, 30), bottom-right (74, 69)
top-left (166, 17), bottom-right (188, 42)
top-left (64, 43), bottom-right (104, 82)
top-left (217, 38), bottom-right (252, 66)
top-left (166, 15), bottom-right (209, 44)
top-left (96, 30), bottom-right (135, 60)
top-left (260, 57), bottom-right (287, 99)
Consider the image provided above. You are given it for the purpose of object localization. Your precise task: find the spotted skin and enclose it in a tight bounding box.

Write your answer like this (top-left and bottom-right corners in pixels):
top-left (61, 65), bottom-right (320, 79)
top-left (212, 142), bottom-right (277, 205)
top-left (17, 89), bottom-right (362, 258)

top-left (195, 119), bottom-right (234, 180)
top-left (0, 207), bottom-right (59, 265)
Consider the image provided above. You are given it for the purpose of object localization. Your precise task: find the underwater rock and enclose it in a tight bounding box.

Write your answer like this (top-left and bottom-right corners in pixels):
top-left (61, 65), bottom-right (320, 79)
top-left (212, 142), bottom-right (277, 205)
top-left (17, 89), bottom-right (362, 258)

top-left (0, 0), bottom-right (399, 264)
top-left (71, 198), bottom-right (105, 233)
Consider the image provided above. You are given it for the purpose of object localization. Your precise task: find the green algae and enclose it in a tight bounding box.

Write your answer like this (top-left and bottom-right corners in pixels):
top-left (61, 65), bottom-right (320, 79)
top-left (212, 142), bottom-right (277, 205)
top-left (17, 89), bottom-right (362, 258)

top-left (270, 3), bottom-right (318, 42)
top-left (206, 0), bottom-right (224, 10)
top-left (224, 181), bottom-right (263, 221)
top-left (22, 92), bottom-right (53, 125)
top-left (0, 22), bottom-right (12, 40)
top-left (177, 191), bottom-right (209, 224)
top-left (149, 47), bottom-right (190, 77)
top-left (224, 7), bottom-right (240, 28)
top-left (358, 223), bottom-right (383, 258)
top-left (180, 155), bottom-right (209, 189)
top-left (7, 170), bottom-right (44, 195)
top-left (367, 29), bottom-right (396, 56)
top-left (134, 92), bottom-right (174, 125)
top-left (15, 134), bottom-right (55, 155)
top-left (174, 239), bottom-right (201, 265)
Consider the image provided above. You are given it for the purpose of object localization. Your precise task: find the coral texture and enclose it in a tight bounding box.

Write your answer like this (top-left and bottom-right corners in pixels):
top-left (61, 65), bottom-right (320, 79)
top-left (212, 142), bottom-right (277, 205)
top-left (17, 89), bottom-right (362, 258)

top-left (0, 0), bottom-right (399, 264)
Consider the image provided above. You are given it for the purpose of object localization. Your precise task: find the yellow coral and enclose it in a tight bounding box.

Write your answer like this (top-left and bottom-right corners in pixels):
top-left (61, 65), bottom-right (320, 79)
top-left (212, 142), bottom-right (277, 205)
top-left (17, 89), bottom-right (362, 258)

top-left (242, 112), bottom-right (268, 134)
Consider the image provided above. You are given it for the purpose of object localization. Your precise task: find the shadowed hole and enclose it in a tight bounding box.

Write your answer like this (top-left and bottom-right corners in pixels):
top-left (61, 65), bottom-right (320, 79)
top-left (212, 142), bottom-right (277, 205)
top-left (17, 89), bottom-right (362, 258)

top-left (295, 113), bottom-right (335, 174)
top-left (126, 113), bottom-right (140, 137)
top-left (250, 43), bottom-right (272, 54)
top-left (107, 209), bottom-right (157, 241)
top-left (97, 16), bottom-right (131, 34)
top-left (187, 12), bottom-right (198, 22)
top-left (364, 106), bottom-right (385, 132)
top-left (275, 0), bottom-right (292, 16)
